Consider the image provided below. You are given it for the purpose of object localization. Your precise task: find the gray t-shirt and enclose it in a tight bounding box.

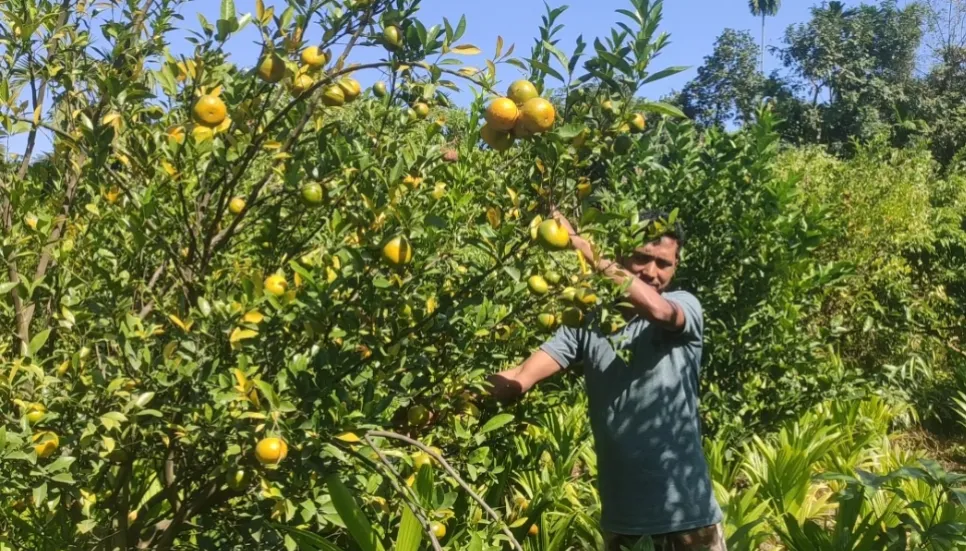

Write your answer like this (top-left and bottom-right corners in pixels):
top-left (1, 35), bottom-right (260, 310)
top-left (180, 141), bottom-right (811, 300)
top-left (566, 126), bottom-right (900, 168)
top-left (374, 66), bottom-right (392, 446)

top-left (540, 290), bottom-right (722, 535)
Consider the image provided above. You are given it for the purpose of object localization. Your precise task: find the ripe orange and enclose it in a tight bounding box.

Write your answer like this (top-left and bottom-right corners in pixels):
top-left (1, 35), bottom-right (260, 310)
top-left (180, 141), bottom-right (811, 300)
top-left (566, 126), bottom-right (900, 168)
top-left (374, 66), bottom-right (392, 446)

top-left (430, 521), bottom-right (446, 539)
top-left (577, 179), bottom-right (592, 199)
top-left (257, 51), bottom-right (286, 83)
top-left (255, 437), bottom-right (288, 466)
top-left (484, 97), bottom-right (519, 131)
top-left (382, 236), bottom-right (413, 267)
top-left (507, 80), bottom-right (539, 105)
top-left (513, 120), bottom-right (535, 139)
top-left (291, 73), bottom-right (314, 95)
top-left (229, 197), bottom-right (246, 215)
top-left (412, 451), bottom-right (432, 470)
top-left (264, 274), bottom-right (287, 297)
top-left (630, 112), bottom-right (646, 133)
top-left (192, 95), bottom-right (227, 127)
top-left (413, 102), bottom-right (430, 119)
top-left (528, 524), bottom-right (539, 537)
top-left (574, 288), bottom-right (598, 309)
top-left (322, 84), bottom-right (345, 106)
top-left (520, 98), bottom-right (556, 134)
top-left (25, 403), bottom-right (45, 424)
top-left (536, 219), bottom-right (570, 250)
top-left (300, 46), bottom-right (328, 69)
top-left (537, 313), bottom-right (556, 331)
top-left (166, 125), bottom-right (186, 144)
top-left (528, 275), bottom-right (549, 295)
top-left (32, 431), bottom-right (59, 458)
top-left (338, 78), bottom-right (362, 102)
top-left (480, 124), bottom-right (514, 151)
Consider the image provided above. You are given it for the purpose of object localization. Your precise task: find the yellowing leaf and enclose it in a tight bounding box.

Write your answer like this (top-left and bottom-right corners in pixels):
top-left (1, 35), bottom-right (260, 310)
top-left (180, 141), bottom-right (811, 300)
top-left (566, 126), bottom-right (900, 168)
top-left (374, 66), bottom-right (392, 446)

top-left (335, 432), bottom-right (361, 443)
top-left (263, 141), bottom-right (282, 150)
top-left (425, 296), bottom-right (438, 314)
top-left (210, 85), bottom-right (223, 97)
top-left (161, 161), bottom-right (179, 178)
top-left (450, 44), bottom-right (481, 55)
top-left (233, 368), bottom-right (248, 388)
top-left (243, 310), bottom-right (264, 324)
top-left (487, 206), bottom-right (502, 229)
top-left (457, 67), bottom-right (480, 76)
top-left (229, 327), bottom-right (259, 344)
top-left (168, 314), bottom-right (193, 332)
top-left (256, 0), bottom-right (265, 21)
top-left (575, 249), bottom-right (589, 275)
top-left (507, 187), bottom-right (519, 207)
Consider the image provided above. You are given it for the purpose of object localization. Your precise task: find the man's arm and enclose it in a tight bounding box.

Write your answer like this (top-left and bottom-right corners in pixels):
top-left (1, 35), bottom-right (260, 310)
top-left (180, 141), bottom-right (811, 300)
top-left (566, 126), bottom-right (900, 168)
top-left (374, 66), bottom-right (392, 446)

top-left (553, 210), bottom-right (685, 332)
top-left (485, 350), bottom-right (563, 403)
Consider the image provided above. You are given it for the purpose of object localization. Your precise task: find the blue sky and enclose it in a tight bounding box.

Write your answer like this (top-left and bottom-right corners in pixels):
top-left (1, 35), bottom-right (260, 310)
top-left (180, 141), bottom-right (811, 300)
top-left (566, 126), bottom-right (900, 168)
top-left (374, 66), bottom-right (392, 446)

top-left (7, 0), bottom-right (825, 156)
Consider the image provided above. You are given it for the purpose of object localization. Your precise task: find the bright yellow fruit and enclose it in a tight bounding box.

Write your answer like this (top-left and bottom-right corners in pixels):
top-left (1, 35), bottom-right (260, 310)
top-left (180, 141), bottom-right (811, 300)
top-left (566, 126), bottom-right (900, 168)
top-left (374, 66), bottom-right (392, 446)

top-left (257, 51), bottom-right (286, 83)
top-left (25, 403), bottom-right (45, 425)
top-left (229, 197), bottom-right (246, 215)
top-left (520, 98), bottom-right (556, 134)
top-left (507, 80), bottom-right (539, 105)
top-left (291, 73), bottom-right (314, 95)
top-left (430, 521), bottom-right (446, 539)
top-left (412, 451), bottom-right (432, 470)
top-left (33, 431), bottom-right (59, 458)
top-left (480, 124), bottom-right (514, 151)
top-left (264, 274), bottom-right (287, 297)
top-left (192, 95), bottom-right (227, 127)
top-left (338, 78), bottom-right (362, 102)
top-left (536, 219), bottom-right (570, 250)
top-left (630, 112), bottom-right (646, 133)
top-left (574, 288), bottom-right (598, 309)
top-left (255, 437), bottom-right (288, 466)
top-left (382, 236), bottom-right (413, 267)
top-left (537, 313), bottom-right (556, 331)
top-left (322, 84), bottom-right (345, 106)
top-left (484, 97), bottom-right (519, 131)
top-left (300, 46), bottom-right (328, 69)
top-left (528, 275), bottom-right (549, 295)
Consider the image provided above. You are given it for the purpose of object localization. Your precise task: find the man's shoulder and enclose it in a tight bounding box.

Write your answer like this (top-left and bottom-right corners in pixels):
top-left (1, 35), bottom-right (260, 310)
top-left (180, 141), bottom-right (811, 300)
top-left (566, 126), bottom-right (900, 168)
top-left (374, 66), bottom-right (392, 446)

top-left (663, 289), bottom-right (702, 309)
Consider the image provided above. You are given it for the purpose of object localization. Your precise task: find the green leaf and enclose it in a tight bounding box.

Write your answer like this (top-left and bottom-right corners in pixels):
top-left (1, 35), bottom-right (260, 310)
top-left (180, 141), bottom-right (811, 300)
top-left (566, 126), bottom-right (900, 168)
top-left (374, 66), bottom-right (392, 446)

top-left (45, 456), bottom-right (75, 473)
top-left (220, 0), bottom-right (235, 20)
top-left (32, 482), bottom-right (47, 506)
top-left (641, 66), bottom-right (688, 84)
top-left (556, 123), bottom-right (586, 140)
top-left (641, 101), bottom-right (686, 119)
top-left (395, 504), bottom-right (423, 551)
top-left (325, 475), bottom-right (386, 551)
top-left (254, 380), bottom-right (282, 410)
top-left (529, 59), bottom-right (565, 83)
top-left (0, 281), bottom-right (18, 294)
top-left (51, 472), bottom-right (75, 484)
top-left (28, 328), bottom-right (50, 357)
top-left (481, 413), bottom-right (514, 434)
top-left (271, 523), bottom-right (348, 551)
top-left (100, 412), bottom-right (128, 431)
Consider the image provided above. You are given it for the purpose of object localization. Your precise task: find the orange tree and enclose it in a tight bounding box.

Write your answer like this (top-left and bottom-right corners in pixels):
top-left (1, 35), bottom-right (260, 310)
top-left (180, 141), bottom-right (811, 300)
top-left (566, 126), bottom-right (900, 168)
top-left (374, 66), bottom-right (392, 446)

top-left (0, 0), bottom-right (687, 549)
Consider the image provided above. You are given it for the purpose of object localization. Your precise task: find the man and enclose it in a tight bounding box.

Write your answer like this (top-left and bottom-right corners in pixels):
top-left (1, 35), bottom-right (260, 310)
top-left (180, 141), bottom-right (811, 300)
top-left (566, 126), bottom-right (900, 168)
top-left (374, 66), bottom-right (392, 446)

top-left (486, 210), bottom-right (725, 551)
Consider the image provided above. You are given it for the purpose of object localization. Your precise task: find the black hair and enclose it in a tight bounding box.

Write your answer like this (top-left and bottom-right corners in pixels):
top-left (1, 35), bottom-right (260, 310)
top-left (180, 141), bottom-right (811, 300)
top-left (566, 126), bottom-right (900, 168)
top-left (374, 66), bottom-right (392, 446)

top-left (638, 209), bottom-right (686, 252)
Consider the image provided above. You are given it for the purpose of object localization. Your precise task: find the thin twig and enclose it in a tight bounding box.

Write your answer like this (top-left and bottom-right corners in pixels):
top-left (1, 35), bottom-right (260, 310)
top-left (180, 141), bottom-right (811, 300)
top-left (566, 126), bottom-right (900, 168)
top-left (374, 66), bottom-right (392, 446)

top-left (361, 435), bottom-right (444, 551)
top-left (366, 430), bottom-right (524, 551)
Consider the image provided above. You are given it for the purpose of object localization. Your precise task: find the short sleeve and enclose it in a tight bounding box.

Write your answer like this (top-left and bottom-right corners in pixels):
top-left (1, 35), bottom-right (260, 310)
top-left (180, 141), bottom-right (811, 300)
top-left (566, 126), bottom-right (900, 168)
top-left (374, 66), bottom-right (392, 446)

top-left (665, 291), bottom-right (704, 342)
top-left (539, 325), bottom-right (582, 369)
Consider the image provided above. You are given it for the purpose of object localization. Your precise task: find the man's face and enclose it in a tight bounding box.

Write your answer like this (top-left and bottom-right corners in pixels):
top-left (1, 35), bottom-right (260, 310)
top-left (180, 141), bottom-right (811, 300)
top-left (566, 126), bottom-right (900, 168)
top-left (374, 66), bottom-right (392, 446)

top-left (622, 236), bottom-right (679, 293)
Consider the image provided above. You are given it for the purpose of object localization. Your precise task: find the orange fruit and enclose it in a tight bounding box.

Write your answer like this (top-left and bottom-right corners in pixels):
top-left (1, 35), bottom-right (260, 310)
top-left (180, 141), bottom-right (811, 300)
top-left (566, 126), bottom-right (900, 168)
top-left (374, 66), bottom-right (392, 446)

top-left (528, 524), bottom-right (539, 537)
top-left (413, 102), bottom-right (430, 119)
top-left (630, 113), bottom-right (646, 133)
top-left (384, 25), bottom-right (402, 48)
top-left (407, 405), bottom-right (430, 425)
top-left (507, 80), bottom-right (539, 105)
top-left (528, 275), bottom-right (549, 295)
top-left (338, 78), bottom-right (362, 102)
top-left (264, 274), bottom-right (287, 297)
top-left (574, 288), bottom-right (598, 309)
top-left (372, 81), bottom-right (388, 98)
top-left (166, 125), bottom-right (186, 144)
top-left (257, 51), bottom-right (286, 83)
top-left (322, 84), bottom-right (345, 106)
top-left (192, 95), bottom-right (227, 127)
top-left (255, 437), bottom-right (288, 466)
top-left (430, 521), bottom-right (446, 539)
top-left (537, 313), bottom-right (556, 331)
top-left (32, 431), bottom-right (59, 458)
top-left (480, 124), bottom-right (514, 151)
top-left (520, 98), bottom-right (555, 134)
top-left (536, 219), bottom-right (570, 250)
top-left (291, 73), bottom-right (314, 95)
top-left (301, 182), bottom-right (324, 205)
top-left (382, 236), bottom-right (413, 267)
top-left (25, 403), bottom-right (45, 424)
top-left (300, 46), bottom-right (328, 69)
top-left (484, 97), bottom-right (519, 131)
top-left (412, 451), bottom-right (432, 470)
top-left (229, 197), bottom-right (246, 215)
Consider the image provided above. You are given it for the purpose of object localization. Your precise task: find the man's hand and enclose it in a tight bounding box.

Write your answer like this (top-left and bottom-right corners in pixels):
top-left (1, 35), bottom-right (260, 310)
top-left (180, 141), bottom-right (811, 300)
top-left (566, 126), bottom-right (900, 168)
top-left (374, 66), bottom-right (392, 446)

top-left (483, 372), bottom-right (524, 405)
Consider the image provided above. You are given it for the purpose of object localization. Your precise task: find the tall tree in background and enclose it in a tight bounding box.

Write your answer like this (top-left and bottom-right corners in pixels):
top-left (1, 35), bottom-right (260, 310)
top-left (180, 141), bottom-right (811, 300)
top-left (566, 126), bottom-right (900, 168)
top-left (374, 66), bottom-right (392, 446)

top-left (678, 29), bottom-right (764, 128)
top-left (749, 0), bottom-right (782, 72)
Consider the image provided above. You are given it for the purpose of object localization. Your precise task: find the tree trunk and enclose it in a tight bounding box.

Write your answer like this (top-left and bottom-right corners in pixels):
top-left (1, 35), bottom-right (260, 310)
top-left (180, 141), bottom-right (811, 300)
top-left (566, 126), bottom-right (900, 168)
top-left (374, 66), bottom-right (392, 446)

top-left (761, 14), bottom-right (767, 73)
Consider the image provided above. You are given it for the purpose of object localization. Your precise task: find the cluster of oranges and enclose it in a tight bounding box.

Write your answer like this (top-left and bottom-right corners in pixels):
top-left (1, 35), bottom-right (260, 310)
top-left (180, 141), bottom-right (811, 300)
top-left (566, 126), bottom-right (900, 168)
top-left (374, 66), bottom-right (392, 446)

top-left (480, 80), bottom-right (556, 151)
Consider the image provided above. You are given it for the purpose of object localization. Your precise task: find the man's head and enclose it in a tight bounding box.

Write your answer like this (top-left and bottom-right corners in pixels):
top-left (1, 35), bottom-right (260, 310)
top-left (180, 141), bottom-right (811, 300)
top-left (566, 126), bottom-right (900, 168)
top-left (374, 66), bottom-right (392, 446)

top-left (621, 210), bottom-right (685, 293)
